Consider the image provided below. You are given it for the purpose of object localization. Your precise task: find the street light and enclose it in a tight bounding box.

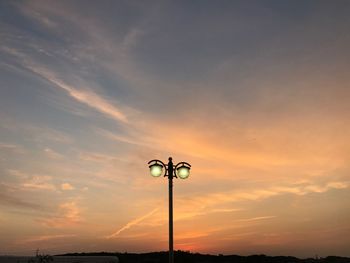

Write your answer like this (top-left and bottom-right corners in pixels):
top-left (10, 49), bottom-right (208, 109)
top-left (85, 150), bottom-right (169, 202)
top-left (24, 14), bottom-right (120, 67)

top-left (148, 157), bottom-right (191, 263)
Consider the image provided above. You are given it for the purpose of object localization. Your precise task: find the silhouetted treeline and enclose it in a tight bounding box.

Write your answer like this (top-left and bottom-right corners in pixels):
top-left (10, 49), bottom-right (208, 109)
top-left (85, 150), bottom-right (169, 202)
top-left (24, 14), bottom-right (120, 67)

top-left (57, 251), bottom-right (350, 263)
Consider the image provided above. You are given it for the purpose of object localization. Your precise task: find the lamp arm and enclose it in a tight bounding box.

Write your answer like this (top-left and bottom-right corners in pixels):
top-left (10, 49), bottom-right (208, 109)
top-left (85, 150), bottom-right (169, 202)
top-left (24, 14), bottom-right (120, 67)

top-left (174, 162), bottom-right (191, 170)
top-left (148, 159), bottom-right (167, 167)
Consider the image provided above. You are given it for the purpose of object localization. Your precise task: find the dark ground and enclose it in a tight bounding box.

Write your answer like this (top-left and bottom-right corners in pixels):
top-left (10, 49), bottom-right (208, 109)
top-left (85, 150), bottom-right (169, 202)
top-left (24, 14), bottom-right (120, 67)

top-left (58, 251), bottom-right (350, 263)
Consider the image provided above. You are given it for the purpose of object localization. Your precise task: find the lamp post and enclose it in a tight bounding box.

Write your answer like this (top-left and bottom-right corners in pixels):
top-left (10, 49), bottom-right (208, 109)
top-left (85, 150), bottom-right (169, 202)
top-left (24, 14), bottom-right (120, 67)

top-left (148, 157), bottom-right (191, 263)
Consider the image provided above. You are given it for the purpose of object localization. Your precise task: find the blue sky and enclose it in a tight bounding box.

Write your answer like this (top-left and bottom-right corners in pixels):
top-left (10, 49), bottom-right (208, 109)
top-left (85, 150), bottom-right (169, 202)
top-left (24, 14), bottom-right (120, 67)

top-left (1, 0), bottom-right (350, 257)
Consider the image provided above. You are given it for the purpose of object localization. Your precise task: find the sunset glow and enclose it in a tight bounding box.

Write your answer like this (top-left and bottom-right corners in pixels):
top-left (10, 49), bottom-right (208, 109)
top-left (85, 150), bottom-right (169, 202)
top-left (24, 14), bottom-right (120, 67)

top-left (0, 0), bottom-right (349, 258)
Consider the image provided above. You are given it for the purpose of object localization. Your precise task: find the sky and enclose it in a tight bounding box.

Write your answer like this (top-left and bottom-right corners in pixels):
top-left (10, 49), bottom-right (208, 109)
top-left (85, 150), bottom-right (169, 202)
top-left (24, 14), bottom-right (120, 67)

top-left (0, 0), bottom-right (350, 258)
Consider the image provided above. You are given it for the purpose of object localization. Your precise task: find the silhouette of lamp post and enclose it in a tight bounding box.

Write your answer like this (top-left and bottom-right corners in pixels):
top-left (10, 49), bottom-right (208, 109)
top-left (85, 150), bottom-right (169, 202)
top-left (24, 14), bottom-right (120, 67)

top-left (148, 157), bottom-right (191, 263)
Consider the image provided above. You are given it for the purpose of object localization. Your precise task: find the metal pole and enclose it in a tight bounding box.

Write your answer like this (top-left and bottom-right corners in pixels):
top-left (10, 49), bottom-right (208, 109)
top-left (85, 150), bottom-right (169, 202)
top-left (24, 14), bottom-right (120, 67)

top-left (168, 157), bottom-right (174, 263)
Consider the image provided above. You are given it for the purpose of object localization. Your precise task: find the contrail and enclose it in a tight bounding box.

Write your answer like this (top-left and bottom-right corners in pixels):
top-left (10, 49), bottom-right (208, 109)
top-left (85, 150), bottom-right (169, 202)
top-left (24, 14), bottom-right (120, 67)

top-left (105, 207), bottom-right (159, 239)
top-left (26, 64), bottom-right (128, 123)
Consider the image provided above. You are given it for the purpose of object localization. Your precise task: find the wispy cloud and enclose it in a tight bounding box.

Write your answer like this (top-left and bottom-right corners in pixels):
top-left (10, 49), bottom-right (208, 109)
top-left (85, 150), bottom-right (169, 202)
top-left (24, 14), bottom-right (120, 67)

top-left (22, 175), bottom-right (56, 191)
top-left (106, 207), bottom-right (159, 239)
top-left (17, 234), bottom-right (77, 244)
top-left (39, 201), bottom-right (83, 228)
top-left (0, 188), bottom-right (42, 210)
top-left (0, 115), bottom-right (73, 144)
top-left (16, 2), bottom-right (58, 29)
top-left (236, 216), bottom-right (276, 222)
top-left (0, 142), bottom-right (25, 154)
top-left (61, 183), bottom-right (75, 191)
top-left (172, 208), bottom-right (243, 222)
top-left (7, 170), bottom-right (58, 193)
top-left (1, 45), bottom-right (128, 123)
top-left (95, 128), bottom-right (144, 146)
top-left (44, 147), bottom-right (63, 159)
top-left (7, 169), bottom-right (29, 179)
top-left (178, 180), bottom-right (350, 219)
top-left (30, 66), bottom-right (128, 123)
top-left (79, 151), bottom-right (119, 163)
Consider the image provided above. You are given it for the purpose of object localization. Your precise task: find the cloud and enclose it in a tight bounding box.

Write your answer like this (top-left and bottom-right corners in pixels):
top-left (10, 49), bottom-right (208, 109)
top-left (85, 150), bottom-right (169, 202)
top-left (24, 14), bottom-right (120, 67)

top-left (0, 142), bottom-right (25, 154)
top-left (30, 66), bottom-right (128, 123)
top-left (236, 216), bottom-right (276, 222)
top-left (6, 170), bottom-right (57, 192)
top-left (44, 148), bottom-right (63, 159)
top-left (36, 128), bottom-right (73, 144)
top-left (106, 207), bottom-right (159, 239)
top-left (174, 180), bottom-right (350, 221)
top-left (176, 231), bottom-right (210, 241)
top-left (16, 2), bottom-right (57, 29)
top-left (79, 151), bottom-right (119, 163)
top-left (22, 175), bottom-right (56, 191)
top-left (0, 190), bottom-right (42, 210)
top-left (39, 201), bottom-right (82, 228)
top-left (17, 234), bottom-right (77, 244)
top-left (7, 169), bottom-right (28, 179)
top-left (172, 208), bottom-right (243, 222)
top-left (61, 183), bottom-right (74, 191)
top-left (1, 45), bottom-right (128, 124)
top-left (95, 128), bottom-right (145, 146)
top-left (0, 115), bottom-right (73, 144)
top-left (0, 183), bottom-right (42, 210)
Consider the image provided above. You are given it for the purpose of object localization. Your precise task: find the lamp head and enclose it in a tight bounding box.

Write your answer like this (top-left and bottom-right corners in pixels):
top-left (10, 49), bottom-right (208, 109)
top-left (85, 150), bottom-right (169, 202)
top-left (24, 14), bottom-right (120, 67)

top-left (176, 163), bottom-right (190, 179)
top-left (149, 163), bottom-right (164, 177)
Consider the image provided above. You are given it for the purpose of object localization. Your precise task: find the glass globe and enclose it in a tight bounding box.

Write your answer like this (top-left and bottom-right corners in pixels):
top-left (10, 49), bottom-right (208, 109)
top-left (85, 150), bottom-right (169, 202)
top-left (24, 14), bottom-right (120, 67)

top-left (150, 164), bottom-right (163, 177)
top-left (177, 166), bottom-right (190, 179)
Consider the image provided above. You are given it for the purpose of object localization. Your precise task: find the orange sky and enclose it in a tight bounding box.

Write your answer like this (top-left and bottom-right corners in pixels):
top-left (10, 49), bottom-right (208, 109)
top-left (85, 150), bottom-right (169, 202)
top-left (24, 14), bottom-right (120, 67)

top-left (0, 0), bottom-right (350, 258)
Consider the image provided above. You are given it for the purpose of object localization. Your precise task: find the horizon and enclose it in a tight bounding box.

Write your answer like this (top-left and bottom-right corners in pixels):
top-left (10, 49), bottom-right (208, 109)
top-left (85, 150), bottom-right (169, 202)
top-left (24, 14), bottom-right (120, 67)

top-left (2, 250), bottom-right (349, 259)
top-left (1, 0), bottom-right (349, 258)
